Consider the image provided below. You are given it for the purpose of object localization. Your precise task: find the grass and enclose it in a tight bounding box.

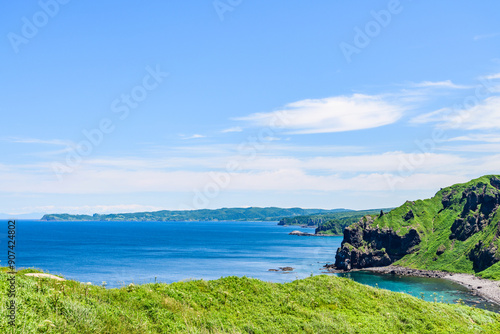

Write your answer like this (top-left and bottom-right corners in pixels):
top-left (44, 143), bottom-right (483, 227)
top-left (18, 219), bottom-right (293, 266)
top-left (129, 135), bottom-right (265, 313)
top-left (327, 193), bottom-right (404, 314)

top-left (1, 268), bottom-right (500, 333)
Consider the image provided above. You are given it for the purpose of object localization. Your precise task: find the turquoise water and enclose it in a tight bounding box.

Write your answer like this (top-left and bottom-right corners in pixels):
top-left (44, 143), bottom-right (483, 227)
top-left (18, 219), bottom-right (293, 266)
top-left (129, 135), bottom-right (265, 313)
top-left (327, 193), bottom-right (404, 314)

top-left (4, 219), bottom-right (499, 312)
top-left (336, 271), bottom-right (500, 313)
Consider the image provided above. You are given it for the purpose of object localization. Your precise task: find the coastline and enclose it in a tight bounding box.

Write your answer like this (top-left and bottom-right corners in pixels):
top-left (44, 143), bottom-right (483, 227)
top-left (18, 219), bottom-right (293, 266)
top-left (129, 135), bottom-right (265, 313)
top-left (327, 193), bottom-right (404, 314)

top-left (357, 266), bottom-right (500, 306)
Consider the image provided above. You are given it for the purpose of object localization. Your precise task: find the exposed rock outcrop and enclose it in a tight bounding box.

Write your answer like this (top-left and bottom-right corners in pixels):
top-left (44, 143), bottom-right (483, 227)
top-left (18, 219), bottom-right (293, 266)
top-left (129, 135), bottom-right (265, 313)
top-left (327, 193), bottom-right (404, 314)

top-left (449, 183), bottom-right (500, 241)
top-left (403, 209), bottom-right (414, 221)
top-left (334, 217), bottom-right (421, 270)
top-left (491, 177), bottom-right (500, 190)
top-left (469, 241), bottom-right (499, 272)
top-left (441, 191), bottom-right (454, 209)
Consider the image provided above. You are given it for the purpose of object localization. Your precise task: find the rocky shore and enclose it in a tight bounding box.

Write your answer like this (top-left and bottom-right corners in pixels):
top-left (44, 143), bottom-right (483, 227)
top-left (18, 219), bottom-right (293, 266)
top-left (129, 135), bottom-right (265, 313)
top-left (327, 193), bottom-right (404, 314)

top-left (361, 265), bottom-right (448, 279)
top-left (324, 265), bottom-right (500, 306)
top-left (442, 274), bottom-right (500, 306)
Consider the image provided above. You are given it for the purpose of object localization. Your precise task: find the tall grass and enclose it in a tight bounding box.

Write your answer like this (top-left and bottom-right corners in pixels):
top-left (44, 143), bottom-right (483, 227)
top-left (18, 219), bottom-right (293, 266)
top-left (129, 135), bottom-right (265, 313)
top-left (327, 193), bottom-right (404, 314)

top-left (1, 268), bottom-right (499, 333)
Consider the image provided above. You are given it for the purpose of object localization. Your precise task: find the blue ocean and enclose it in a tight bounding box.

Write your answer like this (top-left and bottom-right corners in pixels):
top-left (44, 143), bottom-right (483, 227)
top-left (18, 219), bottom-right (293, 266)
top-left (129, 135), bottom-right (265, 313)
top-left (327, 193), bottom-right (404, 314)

top-left (4, 220), bottom-right (499, 312)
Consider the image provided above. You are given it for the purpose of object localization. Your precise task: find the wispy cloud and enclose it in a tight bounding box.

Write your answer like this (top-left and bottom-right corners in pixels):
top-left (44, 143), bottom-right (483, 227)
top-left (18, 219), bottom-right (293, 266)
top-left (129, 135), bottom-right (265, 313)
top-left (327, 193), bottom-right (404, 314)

top-left (473, 32), bottom-right (500, 41)
top-left (439, 96), bottom-right (500, 130)
top-left (447, 134), bottom-right (500, 143)
top-left (262, 136), bottom-right (281, 142)
top-left (481, 72), bottom-right (500, 80)
top-left (2, 136), bottom-right (79, 157)
top-left (438, 143), bottom-right (500, 153)
top-left (411, 80), bottom-right (471, 89)
top-left (4, 137), bottom-right (76, 147)
top-left (237, 94), bottom-right (406, 134)
top-left (410, 108), bottom-right (449, 125)
top-left (221, 126), bottom-right (243, 133)
top-left (410, 94), bottom-right (500, 130)
top-left (181, 134), bottom-right (206, 140)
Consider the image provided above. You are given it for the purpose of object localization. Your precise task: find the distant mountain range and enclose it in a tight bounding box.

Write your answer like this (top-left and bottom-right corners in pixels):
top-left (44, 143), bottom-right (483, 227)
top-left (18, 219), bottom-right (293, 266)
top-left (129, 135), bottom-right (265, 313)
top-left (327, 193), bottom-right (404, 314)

top-left (41, 207), bottom-right (352, 222)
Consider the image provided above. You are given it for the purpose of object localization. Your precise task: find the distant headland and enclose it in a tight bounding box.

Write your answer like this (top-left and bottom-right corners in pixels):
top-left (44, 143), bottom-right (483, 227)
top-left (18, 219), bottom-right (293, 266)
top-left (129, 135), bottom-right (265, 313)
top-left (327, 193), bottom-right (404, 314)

top-left (40, 207), bottom-right (351, 222)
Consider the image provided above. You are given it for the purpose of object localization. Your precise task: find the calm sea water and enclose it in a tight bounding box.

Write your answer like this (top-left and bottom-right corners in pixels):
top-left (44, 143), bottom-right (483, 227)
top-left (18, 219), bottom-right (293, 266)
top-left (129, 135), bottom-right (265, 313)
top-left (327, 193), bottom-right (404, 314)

top-left (3, 220), bottom-right (499, 312)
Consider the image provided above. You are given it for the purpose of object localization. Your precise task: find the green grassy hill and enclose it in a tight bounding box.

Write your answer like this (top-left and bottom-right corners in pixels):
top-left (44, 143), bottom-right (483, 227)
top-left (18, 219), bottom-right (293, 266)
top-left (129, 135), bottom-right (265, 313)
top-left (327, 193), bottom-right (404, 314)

top-left (2, 268), bottom-right (500, 333)
top-left (335, 175), bottom-right (500, 279)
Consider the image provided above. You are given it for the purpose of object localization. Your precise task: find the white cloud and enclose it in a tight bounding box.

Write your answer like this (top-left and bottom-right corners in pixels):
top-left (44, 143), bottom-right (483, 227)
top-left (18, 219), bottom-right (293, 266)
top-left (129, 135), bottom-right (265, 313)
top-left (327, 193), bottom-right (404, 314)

top-left (410, 96), bottom-right (500, 130)
top-left (447, 134), bottom-right (500, 143)
top-left (409, 108), bottom-right (449, 124)
top-left (438, 143), bottom-right (500, 153)
top-left (2, 137), bottom-right (82, 157)
top-left (181, 134), bottom-right (206, 140)
top-left (237, 94), bottom-right (405, 134)
top-left (4, 137), bottom-right (76, 147)
top-left (441, 96), bottom-right (500, 130)
top-left (221, 126), bottom-right (243, 133)
top-left (220, 170), bottom-right (467, 192)
top-left (262, 136), bottom-right (281, 141)
top-left (411, 80), bottom-right (470, 89)
top-left (237, 152), bottom-right (465, 174)
top-left (0, 150), bottom-right (472, 196)
top-left (482, 72), bottom-right (500, 80)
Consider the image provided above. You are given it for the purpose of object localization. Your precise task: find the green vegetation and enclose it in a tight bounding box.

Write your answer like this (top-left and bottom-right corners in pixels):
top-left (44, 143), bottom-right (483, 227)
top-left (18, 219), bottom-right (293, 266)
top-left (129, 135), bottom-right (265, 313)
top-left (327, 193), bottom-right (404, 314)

top-left (340, 175), bottom-right (500, 279)
top-left (41, 207), bottom-right (348, 222)
top-left (278, 209), bottom-right (392, 235)
top-left (2, 268), bottom-right (500, 333)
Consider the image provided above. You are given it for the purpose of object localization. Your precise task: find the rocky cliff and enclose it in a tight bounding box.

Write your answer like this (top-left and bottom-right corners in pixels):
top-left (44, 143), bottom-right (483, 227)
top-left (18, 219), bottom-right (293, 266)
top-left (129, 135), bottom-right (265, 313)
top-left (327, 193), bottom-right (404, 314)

top-left (335, 216), bottom-right (421, 270)
top-left (334, 175), bottom-right (500, 279)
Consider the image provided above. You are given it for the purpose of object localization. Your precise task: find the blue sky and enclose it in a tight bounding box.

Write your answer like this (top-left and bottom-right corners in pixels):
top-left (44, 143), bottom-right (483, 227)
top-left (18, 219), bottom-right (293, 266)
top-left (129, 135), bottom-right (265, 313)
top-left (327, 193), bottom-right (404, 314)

top-left (1, 0), bottom-right (500, 216)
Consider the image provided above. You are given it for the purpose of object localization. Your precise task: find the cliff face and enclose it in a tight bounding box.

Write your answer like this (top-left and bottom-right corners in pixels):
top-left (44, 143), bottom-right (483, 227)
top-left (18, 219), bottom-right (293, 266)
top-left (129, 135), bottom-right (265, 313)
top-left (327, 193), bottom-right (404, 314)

top-left (334, 175), bottom-right (500, 278)
top-left (449, 183), bottom-right (500, 241)
top-left (335, 216), bottom-right (421, 270)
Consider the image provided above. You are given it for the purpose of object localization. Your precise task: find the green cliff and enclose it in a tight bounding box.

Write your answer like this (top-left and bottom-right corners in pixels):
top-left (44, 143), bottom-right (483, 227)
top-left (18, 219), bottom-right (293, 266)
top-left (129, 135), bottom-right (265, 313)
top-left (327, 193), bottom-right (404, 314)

top-left (335, 175), bottom-right (500, 279)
